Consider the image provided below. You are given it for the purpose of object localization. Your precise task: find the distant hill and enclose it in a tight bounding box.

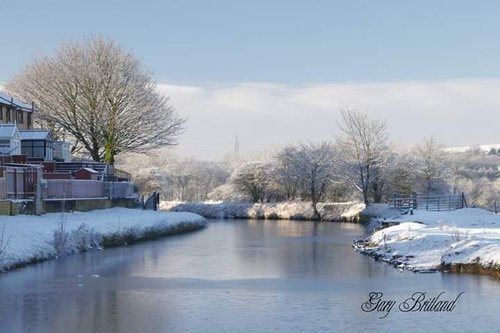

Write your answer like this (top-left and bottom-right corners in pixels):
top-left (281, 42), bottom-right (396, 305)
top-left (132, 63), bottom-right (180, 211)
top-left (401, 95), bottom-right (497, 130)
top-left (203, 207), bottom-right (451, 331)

top-left (444, 144), bottom-right (500, 153)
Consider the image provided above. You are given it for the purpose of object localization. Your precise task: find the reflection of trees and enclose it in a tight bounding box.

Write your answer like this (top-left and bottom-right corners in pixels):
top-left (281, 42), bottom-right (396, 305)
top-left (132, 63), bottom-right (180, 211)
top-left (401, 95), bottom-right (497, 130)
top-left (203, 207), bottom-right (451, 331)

top-left (234, 220), bottom-right (371, 279)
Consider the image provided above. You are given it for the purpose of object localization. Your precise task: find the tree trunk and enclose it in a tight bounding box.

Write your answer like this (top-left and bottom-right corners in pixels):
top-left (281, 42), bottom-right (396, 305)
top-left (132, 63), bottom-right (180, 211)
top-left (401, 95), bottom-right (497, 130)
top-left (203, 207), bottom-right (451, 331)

top-left (362, 187), bottom-right (370, 206)
top-left (371, 182), bottom-right (383, 203)
top-left (104, 139), bottom-right (115, 165)
top-left (312, 200), bottom-right (321, 220)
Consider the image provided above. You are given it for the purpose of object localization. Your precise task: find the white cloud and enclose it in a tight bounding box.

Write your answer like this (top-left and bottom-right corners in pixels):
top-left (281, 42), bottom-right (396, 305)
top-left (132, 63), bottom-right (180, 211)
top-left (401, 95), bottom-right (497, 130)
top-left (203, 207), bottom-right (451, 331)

top-left (157, 79), bottom-right (500, 160)
top-left (4, 80), bottom-right (500, 160)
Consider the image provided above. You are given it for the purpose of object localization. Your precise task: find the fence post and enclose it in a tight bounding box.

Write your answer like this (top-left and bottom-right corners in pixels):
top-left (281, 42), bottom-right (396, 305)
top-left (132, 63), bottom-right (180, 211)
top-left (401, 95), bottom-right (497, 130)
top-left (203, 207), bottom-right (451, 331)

top-left (495, 201), bottom-right (498, 214)
top-left (35, 167), bottom-right (43, 215)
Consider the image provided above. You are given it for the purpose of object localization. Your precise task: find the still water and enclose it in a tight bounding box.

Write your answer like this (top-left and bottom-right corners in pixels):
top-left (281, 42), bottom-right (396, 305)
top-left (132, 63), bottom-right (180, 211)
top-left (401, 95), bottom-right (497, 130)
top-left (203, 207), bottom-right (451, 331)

top-left (1, 220), bottom-right (500, 332)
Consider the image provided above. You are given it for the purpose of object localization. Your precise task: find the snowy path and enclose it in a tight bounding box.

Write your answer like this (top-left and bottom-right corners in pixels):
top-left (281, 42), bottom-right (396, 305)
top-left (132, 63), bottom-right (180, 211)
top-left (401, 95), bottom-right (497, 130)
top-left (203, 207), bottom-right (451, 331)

top-left (0, 208), bottom-right (206, 272)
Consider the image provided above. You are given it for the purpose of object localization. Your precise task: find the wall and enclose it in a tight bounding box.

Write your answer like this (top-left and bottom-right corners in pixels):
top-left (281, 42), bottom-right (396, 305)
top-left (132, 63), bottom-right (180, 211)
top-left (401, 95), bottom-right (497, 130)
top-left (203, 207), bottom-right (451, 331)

top-left (45, 180), bottom-right (135, 199)
top-left (43, 198), bottom-right (136, 213)
top-left (45, 180), bottom-right (104, 199)
top-left (0, 201), bottom-right (11, 215)
top-left (0, 200), bottom-right (28, 215)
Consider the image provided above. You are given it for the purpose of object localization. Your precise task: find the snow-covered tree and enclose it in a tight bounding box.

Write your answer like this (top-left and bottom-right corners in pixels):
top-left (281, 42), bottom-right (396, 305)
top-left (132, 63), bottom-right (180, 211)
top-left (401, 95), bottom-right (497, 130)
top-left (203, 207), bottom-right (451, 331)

top-left (207, 184), bottom-right (246, 202)
top-left (383, 151), bottom-right (418, 197)
top-left (232, 161), bottom-right (275, 203)
top-left (413, 137), bottom-right (450, 194)
top-left (336, 108), bottom-right (390, 205)
top-left (275, 146), bottom-right (302, 200)
top-left (278, 142), bottom-right (336, 219)
top-left (117, 151), bottom-right (230, 201)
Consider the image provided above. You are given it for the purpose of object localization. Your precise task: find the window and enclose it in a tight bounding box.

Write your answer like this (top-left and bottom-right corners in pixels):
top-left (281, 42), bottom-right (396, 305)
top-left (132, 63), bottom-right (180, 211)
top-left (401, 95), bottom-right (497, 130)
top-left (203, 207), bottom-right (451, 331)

top-left (27, 112), bottom-right (32, 128)
top-left (5, 108), bottom-right (10, 123)
top-left (0, 106), bottom-right (3, 120)
top-left (17, 110), bottom-right (23, 124)
top-left (21, 140), bottom-right (47, 158)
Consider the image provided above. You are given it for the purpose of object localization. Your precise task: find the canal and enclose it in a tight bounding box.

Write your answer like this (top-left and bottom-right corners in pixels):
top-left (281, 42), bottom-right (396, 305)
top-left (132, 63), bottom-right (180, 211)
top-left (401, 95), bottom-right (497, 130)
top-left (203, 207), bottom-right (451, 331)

top-left (1, 219), bottom-right (499, 332)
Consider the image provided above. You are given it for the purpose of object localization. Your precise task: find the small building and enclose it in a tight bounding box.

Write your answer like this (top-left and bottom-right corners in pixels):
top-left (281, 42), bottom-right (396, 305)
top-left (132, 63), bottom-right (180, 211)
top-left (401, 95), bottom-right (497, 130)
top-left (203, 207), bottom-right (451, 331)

top-left (0, 124), bottom-right (21, 155)
top-left (20, 129), bottom-right (53, 161)
top-left (0, 92), bottom-right (35, 130)
top-left (74, 168), bottom-right (100, 180)
top-left (53, 140), bottom-right (71, 162)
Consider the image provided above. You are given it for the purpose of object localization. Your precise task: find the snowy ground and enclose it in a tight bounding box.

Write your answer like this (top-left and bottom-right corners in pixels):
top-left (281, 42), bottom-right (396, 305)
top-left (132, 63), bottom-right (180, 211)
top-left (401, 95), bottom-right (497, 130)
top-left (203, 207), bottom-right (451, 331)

top-left (359, 205), bottom-right (500, 272)
top-left (0, 208), bottom-right (206, 272)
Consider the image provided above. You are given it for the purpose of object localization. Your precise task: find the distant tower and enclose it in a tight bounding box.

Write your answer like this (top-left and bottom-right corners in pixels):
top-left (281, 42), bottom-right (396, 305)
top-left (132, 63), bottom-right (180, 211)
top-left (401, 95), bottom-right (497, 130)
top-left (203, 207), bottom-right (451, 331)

top-left (234, 134), bottom-right (240, 156)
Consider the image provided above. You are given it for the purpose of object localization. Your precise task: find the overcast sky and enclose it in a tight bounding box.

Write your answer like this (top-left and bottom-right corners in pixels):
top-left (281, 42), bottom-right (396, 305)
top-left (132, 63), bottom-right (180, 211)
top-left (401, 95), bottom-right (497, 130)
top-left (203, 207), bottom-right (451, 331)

top-left (2, 1), bottom-right (500, 159)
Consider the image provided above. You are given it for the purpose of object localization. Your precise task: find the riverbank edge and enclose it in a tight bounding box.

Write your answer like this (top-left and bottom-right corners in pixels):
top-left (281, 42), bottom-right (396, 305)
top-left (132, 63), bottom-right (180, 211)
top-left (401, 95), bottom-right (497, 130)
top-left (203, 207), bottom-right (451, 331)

top-left (0, 214), bottom-right (207, 273)
top-left (354, 240), bottom-right (500, 279)
top-left (162, 201), bottom-right (367, 222)
top-left (442, 262), bottom-right (500, 279)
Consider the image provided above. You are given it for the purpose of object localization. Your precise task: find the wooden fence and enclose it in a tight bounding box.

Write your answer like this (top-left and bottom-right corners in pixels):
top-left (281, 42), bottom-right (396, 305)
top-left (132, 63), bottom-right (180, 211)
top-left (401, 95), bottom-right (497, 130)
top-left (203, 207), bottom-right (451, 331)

top-left (0, 165), bottom-right (38, 199)
top-left (389, 193), bottom-right (467, 211)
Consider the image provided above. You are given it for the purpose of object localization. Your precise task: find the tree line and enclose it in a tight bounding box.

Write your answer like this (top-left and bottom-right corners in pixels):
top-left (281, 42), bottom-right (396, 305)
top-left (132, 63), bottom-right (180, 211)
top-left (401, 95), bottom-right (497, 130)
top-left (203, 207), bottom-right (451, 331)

top-left (7, 36), bottom-right (499, 212)
top-left (118, 109), bottom-right (500, 215)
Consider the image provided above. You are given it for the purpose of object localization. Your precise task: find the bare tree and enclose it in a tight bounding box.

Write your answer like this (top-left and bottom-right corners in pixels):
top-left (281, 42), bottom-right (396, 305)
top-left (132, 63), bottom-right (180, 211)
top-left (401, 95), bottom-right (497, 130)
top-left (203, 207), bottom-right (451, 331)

top-left (384, 151), bottom-right (418, 197)
top-left (7, 36), bottom-right (185, 164)
top-left (336, 108), bottom-right (389, 205)
top-left (275, 146), bottom-right (302, 200)
top-left (413, 137), bottom-right (449, 194)
top-left (278, 142), bottom-right (336, 219)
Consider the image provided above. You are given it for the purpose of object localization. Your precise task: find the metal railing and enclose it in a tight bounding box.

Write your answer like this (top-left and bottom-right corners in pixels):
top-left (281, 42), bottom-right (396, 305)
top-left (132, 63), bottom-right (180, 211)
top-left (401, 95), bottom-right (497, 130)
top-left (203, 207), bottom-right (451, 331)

top-left (389, 193), bottom-right (467, 211)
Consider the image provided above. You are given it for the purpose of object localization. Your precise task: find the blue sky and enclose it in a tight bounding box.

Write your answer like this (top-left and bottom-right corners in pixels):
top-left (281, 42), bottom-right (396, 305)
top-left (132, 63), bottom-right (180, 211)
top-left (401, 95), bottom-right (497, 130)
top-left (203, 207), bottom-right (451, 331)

top-left (2, 1), bottom-right (500, 159)
top-left (2, 0), bottom-right (500, 84)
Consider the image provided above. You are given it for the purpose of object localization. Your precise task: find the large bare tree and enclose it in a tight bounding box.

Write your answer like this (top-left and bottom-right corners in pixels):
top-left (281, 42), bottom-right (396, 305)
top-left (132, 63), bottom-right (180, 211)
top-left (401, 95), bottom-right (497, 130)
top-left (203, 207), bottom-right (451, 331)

top-left (336, 108), bottom-right (389, 205)
top-left (7, 36), bottom-right (184, 164)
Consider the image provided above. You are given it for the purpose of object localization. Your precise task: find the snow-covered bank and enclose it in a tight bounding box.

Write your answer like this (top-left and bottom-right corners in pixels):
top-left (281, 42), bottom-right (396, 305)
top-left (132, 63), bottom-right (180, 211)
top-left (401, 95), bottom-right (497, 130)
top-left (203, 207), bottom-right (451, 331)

top-left (355, 206), bottom-right (500, 275)
top-left (0, 208), bottom-right (206, 272)
top-left (162, 201), bottom-right (365, 222)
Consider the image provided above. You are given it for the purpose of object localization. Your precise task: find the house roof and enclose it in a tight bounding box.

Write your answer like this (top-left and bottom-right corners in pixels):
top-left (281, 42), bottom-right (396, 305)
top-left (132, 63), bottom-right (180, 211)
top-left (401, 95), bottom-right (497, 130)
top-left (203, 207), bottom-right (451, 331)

top-left (77, 168), bottom-right (99, 174)
top-left (0, 124), bottom-right (20, 139)
top-left (19, 129), bottom-right (52, 141)
top-left (0, 91), bottom-right (35, 112)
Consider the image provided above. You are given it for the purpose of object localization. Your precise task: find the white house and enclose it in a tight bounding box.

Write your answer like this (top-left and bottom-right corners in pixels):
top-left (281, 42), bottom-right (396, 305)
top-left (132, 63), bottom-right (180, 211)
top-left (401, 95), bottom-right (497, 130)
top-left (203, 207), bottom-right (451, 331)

top-left (20, 129), bottom-right (54, 161)
top-left (0, 91), bottom-right (35, 130)
top-left (0, 124), bottom-right (21, 155)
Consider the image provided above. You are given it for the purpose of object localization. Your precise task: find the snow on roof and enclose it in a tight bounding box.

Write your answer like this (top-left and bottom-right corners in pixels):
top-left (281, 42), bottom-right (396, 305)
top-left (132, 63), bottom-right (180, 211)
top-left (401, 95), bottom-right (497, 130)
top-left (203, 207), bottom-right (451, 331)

top-left (19, 129), bottom-right (52, 141)
top-left (0, 124), bottom-right (20, 139)
top-left (0, 91), bottom-right (35, 112)
top-left (78, 167), bottom-right (99, 174)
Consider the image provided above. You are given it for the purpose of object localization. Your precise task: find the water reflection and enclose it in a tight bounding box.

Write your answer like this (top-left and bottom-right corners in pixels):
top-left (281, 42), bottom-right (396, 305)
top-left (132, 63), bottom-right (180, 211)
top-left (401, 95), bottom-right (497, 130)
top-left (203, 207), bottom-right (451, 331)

top-left (1, 220), bottom-right (500, 332)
